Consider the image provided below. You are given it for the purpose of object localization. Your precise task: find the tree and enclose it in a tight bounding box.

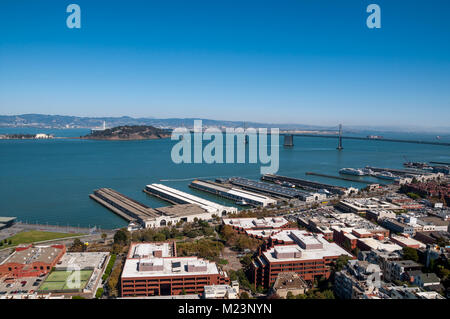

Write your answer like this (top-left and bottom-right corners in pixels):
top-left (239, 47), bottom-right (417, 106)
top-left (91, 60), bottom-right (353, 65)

top-left (113, 228), bottom-right (130, 245)
top-left (101, 233), bottom-right (107, 243)
top-left (153, 233), bottom-right (166, 242)
top-left (240, 292), bottom-right (250, 299)
top-left (333, 255), bottom-right (351, 272)
top-left (402, 247), bottom-right (419, 262)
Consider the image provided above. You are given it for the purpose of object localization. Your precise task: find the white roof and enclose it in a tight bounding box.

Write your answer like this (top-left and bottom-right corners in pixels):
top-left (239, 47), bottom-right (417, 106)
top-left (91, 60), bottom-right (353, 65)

top-left (263, 234), bottom-right (351, 263)
top-left (132, 242), bottom-right (172, 258)
top-left (122, 257), bottom-right (220, 278)
top-left (223, 217), bottom-right (289, 229)
top-left (147, 184), bottom-right (237, 213)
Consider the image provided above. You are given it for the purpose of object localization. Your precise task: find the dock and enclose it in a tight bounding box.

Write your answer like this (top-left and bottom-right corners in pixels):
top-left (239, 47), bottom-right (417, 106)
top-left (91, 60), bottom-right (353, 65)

top-left (305, 172), bottom-right (384, 185)
top-left (262, 174), bottom-right (348, 195)
top-left (430, 161), bottom-right (450, 166)
top-left (90, 188), bottom-right (160, 223)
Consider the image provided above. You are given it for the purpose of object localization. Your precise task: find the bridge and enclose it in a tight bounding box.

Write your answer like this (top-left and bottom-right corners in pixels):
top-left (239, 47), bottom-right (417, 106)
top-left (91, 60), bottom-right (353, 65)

top-left (281, 125), bottom-right (450, 148)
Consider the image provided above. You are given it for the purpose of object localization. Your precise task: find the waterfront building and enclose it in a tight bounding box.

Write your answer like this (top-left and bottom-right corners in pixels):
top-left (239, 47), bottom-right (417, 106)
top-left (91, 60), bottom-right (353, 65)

top-left (190, 179), bottom-right (277, 207)
top-left (228, 177), bottom-right (326, 202)
top-left (144, 184), bottom-right (237, 215)
top-left (90, 188), bottom-right (225, 229)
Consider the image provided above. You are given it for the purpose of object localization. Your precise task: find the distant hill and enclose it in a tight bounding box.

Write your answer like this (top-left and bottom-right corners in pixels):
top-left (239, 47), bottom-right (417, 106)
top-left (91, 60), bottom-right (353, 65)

top-left (0, 114), bottom-right (329, 131)
top-left (82, 125), bottom-right (171, 140)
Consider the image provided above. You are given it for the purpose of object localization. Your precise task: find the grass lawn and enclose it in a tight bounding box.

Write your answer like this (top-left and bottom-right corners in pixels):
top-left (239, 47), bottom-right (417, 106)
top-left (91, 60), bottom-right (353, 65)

top-left (0, 230), bottom-right (83, 249)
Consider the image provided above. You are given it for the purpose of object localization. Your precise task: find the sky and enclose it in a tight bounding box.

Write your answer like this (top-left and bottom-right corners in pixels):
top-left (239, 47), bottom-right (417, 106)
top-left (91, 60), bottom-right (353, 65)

top-left (0, 0), bottom-right (449, 128)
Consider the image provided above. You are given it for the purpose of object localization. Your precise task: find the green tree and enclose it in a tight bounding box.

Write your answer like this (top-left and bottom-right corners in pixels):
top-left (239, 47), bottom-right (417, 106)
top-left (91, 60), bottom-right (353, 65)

top-left (114, 228), bottom-right (130, 245)
top-left (402, 247), bottom-right (419, 262)
top-left (240, 292), bottom-right (250, 299)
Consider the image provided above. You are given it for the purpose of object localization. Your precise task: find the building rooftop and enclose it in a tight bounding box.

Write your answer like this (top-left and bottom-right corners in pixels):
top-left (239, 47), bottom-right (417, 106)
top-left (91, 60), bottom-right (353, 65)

top-left (2, 245), bottom-right (64, 266)
top-left (55, 252), bottom-right (109, 270)
top-left (262, 232), bottom-right (352, 263)
top-left (121, 256), bottom-right (221, 278)
top-left (128, 242), bottom-right (175, 259)
top-left (0, 217), bottom-right (16, 223)
top-left (154, 204), bottom-right (209, 218)
top-left (390, 235), bottom-right (426, 248)
top-left (223, 217), bottom-right (289, 230)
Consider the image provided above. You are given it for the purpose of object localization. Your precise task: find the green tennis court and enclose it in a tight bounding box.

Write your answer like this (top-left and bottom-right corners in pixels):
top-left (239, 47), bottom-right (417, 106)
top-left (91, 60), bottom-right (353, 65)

top-left (39, 270), bottom-right (93, 291)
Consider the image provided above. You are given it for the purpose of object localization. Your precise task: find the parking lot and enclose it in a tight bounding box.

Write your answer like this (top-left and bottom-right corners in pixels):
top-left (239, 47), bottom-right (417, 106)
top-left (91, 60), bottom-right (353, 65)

top-left (0, 276), bottom-right (45, 296)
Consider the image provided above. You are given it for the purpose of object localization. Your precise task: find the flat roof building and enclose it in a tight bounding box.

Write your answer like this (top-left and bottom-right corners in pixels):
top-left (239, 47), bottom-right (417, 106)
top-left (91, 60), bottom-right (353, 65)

top-left (144, 184), bottom-right (237, 216)
top-left (229, 177), bottom-right (326, 202)
top-left (337, 198), bottom-right (402, 214)
top-left (0, 244), bottom-right (66, 278)
top-left (121, 242), bottom-right (229, 297)
top-left (190, 179), bottom-right (277, 207)
top-left (250, 230), bottom-right (352, 289)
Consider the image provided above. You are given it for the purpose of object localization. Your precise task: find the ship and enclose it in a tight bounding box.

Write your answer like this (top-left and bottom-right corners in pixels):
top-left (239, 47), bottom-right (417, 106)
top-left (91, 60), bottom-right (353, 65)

top-left (403, 161), bottom-right (431, 169)
top-left (339, 168), bottom-right (365, 176)
top-left (374, 171), bottom-right (400, 180)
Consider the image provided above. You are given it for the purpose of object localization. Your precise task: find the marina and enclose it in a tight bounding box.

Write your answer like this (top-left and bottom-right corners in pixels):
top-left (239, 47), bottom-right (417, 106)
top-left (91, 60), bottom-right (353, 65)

top-left (1, 129), bottom-right (449, 229)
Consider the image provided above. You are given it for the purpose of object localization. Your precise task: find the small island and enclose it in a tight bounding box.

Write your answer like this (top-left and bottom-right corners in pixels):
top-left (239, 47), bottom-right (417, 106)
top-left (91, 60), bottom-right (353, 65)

top-left (81, 125), bottom-right (172, 140)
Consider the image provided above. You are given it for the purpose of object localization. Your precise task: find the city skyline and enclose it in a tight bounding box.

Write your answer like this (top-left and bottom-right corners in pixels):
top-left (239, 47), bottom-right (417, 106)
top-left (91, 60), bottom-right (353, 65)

top-left (1, 1), bottom-right (449, 128)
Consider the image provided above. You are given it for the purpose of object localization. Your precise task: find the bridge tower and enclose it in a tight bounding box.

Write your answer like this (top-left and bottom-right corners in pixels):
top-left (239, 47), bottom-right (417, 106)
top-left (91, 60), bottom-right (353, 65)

top-left (284, 134), bottom-right (294, 147)
top-left (337, 124), bottom-right (343, 150)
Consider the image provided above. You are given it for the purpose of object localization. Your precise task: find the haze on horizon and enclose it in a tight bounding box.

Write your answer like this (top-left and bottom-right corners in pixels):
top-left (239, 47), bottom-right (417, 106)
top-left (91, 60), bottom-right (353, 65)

top-left (1, 0), bottom-right (449, 129)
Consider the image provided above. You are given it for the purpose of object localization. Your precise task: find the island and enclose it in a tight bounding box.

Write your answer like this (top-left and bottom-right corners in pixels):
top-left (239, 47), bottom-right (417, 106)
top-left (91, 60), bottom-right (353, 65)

top-left (81, 125), bottom-right (172, 140)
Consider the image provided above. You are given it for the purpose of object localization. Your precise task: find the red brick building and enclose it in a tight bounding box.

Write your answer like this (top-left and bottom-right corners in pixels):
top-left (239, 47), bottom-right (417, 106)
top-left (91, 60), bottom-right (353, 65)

top-left (250, 229), bottom-right (352, 289)
top-left (0, 244), bottom-right (66, 278)
top-left (120, 242), bottom-right (229, 297)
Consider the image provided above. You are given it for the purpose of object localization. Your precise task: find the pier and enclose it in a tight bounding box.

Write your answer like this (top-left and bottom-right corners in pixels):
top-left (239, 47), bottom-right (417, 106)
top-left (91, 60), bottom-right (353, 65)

top-left (430, 161), bottom-right (450, 165)
top-left (90, 188), bottom-right (160, 223)
top-left (365, 166), bottom-right (425, 176)
top-left (262, 174), bottom-right (349, 195)
top-left (305, 172), bottom-right (384, 185)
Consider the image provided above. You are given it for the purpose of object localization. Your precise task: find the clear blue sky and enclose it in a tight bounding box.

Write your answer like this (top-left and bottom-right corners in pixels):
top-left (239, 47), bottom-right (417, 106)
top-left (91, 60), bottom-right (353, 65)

top-left (0, 0), bottom-right (449, 128)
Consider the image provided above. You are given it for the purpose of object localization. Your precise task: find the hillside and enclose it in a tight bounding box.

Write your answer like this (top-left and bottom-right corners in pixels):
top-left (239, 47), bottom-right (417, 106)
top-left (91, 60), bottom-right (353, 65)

top-left (82, 125), bottom-right (171, 140)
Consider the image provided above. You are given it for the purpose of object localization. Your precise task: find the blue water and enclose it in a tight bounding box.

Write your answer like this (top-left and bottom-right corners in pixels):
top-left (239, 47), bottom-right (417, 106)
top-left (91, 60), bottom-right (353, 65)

top-left (1, 128), bottom-right (449, 229)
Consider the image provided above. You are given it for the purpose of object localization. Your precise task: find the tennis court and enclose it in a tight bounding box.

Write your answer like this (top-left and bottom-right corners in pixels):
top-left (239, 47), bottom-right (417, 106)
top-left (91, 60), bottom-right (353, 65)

top-left (39, 270), bottom-right (93, 291)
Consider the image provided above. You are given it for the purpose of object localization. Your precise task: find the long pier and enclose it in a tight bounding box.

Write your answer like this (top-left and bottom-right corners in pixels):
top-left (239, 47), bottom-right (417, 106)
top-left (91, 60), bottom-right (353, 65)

top-left (90, 188), bottom-right (159, 223)
top-left (430, 161), bottom-right (450, 165)
top-left (281, 134), bottom-right (450, 146)
top-left (305, 172), bottom-right (384, 185)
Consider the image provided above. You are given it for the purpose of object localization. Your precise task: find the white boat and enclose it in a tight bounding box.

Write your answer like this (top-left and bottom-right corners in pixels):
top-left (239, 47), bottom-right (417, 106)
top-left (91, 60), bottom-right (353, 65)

top-left (375, 171), bottom-right (400, 180)
top-left (236, 200), bottom-right (249, 206)
top-left (339, 168), bottom-right (365, 176)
